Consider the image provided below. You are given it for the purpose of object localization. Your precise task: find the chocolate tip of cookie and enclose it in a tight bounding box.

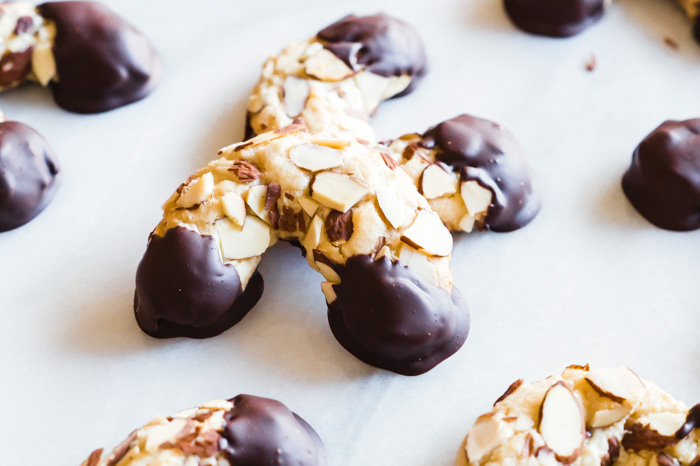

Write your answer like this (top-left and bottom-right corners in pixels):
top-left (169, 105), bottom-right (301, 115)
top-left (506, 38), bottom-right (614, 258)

top-left (327, 255), bottom-right (469, 376)
top-left (503, 0), bottom-right (607, 38)
top-left (37, 1), bottom-right (162, 113)
top-left (0, 121), bottom-right (61, 232)
top-left (622, 119), bottom-right (700, 231)
top-left (134, 226), bottom-right (264, 339)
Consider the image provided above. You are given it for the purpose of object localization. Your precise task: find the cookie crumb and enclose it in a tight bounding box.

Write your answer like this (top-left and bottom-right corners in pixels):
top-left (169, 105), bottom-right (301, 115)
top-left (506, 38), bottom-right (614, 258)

top-left (664, 37), bottom-right (679, 50)
top-left (585, 54), bottom-right (596, 72)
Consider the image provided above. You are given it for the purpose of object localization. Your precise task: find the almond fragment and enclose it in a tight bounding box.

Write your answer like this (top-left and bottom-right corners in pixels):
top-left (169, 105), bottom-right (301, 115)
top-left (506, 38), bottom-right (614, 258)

top-left (400, 210), bottom-right (453, 257)
top-left (380, 152), bottom-right (399, 170)
top-left (304, 48), bottom-right (354, 81)
top-left (420, 164), bottom-right (458, 199)
top-left (376, 187), bottom-right (408, 229)
top-left (320, 282), bottom-right (337, 304)
top-left (31, 42), bottom-right (55, 86)
top-left (589, 404), bottom-right (632, 428)
top-left (311, 172), bottom-right (369, 213)
top-left (398, 244), bottom-right (439, 287)
top-left (461, 180), bottom-right (492, 216)
top-left (354, 71), bottom-right (389, 113)
top-left (244, 185), bottom-right (268, 220)
top-left (145, 418), bottom-right (188, 451)
top-left (325, 210), bottom-right (353, 242)
top-left (585, 366), bottom-right (645, 403)
top-left (458, 214), bottom-right (476, 233)
top-left (494, 379), bottom-right (524, 405)
top-left (289, 144), bottom-right (344, 172)
top-left (302, 215), bottom-right (324, 267)
top-left (538, 381), bottom-right (586, 464)
top-left (221, 192), bottom-right (246, 228)
top-left (229, 161), bottom-right (262, 183)
top-left (297, 196), bottom-right (319, 217)
top-left (374, 245), bottom-right (391, 261)
top-left (282, 76), bottom-right (309, 118)
top-left (216, 216), bottom-right (271, 260)
top-left (176, 173), bottom-right (214, 208)
top-left (466, 413), bottom-right (515, 463)
top-left (316, 262), bottom-right (341, 283)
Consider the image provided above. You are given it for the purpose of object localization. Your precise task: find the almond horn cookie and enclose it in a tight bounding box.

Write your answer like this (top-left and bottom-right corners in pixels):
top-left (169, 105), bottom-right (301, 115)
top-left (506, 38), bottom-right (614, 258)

top-left (246, 13), bottom-right (427, 143)
top-left (80, 394), bottom-right (328, 466)
top-left (457, 365), bottom-right (700, 465)
top-left (0, 111), bottom-right (60, 232)
top-left (134, 123), bottom-right (469, 376)
top-left (0, 1), bottom-right (162, 113)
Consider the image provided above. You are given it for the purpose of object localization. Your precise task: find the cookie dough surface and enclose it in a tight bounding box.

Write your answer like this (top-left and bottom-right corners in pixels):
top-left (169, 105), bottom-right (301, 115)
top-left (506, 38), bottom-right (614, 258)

top-left (457, 366), bottom-right (700, 466)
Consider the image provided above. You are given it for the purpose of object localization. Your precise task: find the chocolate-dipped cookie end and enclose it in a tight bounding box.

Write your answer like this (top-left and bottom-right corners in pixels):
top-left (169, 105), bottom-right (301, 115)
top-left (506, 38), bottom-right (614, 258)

top-left (503, 0), bottom-right (607, 38)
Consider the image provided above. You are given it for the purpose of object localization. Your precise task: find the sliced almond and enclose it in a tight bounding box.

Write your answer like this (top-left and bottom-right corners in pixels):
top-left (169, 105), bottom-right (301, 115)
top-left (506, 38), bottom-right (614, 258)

top-left (216, 216), bottom-right (271, 260)
top-left (381, 74), bottom-right (412, 99)
top-left (375, 245), bottom-right (391, 261)
top-left (316, 261), bottom-right (341, 283)
top-left (311, 172), bottom-right (369, 213)
top-left (289, 144), bottom-right (343, 172)
top-left (282, 76), bottom-right (309, 118)
top-left (376, 187), bottom-right (408, 229)
top-left (297, 196), bottom-right (319, 217)
top-left (458, 213), bottom-right (476, 233)
top-left (420, 164), bottom-right (458, 199)
top-left (302, 215), bottom-right (324, 267)
top-left (320, 282), bottom-right (337, 304)
top-left (176, 173), bottom-right (214, 208)
top-left (400, 210), bottom-right (453, 257)
top-left (244, 185), bottom-right (268, 220)
top-left (31, 42), bottom-right (55, 86)
top-left (461, 180), bottom-right (492, 216)
top-left (354, 71), bottom-right (388, 114)
top-left (538, 381), bottom-right (586, 464)
top-left (304, 48), bottom-right (353, 81)
top-left (466, 413), bottom-right (515, 463)
top-left (398, 244), bottom-right (439, 287)
top-left (585, 367), bottom-right (646, 403)
top-left (308, 137), bottom-right (350, 150)
top-left (221, 192), bottom-right (246, 228)
top-left (647, 413), bottom-right (688, 437)
top-left (589, 404), bottom-right (632, 428)
top-left (144, 418), bottom-right (188, 451)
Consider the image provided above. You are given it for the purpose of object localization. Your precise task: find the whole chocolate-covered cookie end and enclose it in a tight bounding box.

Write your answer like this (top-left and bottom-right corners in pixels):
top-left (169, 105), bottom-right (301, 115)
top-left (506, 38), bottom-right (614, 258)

top-left (134, 226), bottom-right (264, 339)
top-left (222, 394), bottom-right (328, 466)
top-left (317, 13), bottom-right (427, 97)
top-left (327, 255), bottom-right (469, 376)
top-left (622, 119), bottom-right (700, 231)
top-left (37, 1), bottom-right (163, 113)
top-left (423, 114), bottom-right (541, 232)
top-left (503, 0), bottom-right (606, 37)
top-left (0, 121), bottom-right (60, 232)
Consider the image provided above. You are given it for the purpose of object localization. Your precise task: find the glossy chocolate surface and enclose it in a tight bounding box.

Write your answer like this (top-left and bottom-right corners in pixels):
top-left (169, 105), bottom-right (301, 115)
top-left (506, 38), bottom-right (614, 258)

top-left (134, 226), bottom-right (264, 339)
top-left (622, 119), bottom-right (700, 231)
top-left (327, 255), bottom-right (469, 376)
top-left (317, 13), bottom-right (427, 97)
top-left (421, 114), bottom-right (541, 232)
top-left (503, 0), bottom-right (606, 37)
top-left (222, 394), bottom-right (328, 465)
top-left (0, 121), bottom-right (60, 232)
top-left (37, 1), bottom-right (162, 113)
top-left (676, 404), bottom-right (700, 439)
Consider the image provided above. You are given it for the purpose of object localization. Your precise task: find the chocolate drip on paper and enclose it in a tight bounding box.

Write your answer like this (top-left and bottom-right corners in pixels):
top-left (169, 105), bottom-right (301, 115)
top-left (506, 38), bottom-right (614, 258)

top-left (622, 119), bottom-right (700, 231)
top-left (0, 121), bottom-right (60, 232)
top-left (421, 114), bottom-right (541, 232)
top-left (503, 0), bottom-right (607, 38)
top-left (327, 255), bottom-right (469, 376)
top-left (134, 226), bottom-right (263, 339)
top-left (221, 394), bottom-right (328, 466)
top-left (317, 13), bottom-right (427, 97)
top-left (37, 1), bottom-right (162, 113)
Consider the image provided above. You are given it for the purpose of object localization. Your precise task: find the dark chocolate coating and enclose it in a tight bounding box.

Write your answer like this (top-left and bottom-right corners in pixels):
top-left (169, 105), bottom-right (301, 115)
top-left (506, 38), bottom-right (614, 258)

top-left (0, 121), bottom-right (60, 232)
top-left (37, 1), bottom-right (162, 113)
top-left (676, 404), bottom-right (700, 439)
top-left (503, 0), bottom-right (606, 38)
top-left (134, 226), bottom-right (264, 339)
top-left (694, 18), bottom-right (700, 44)
top-left (622, 119), bottom-right (700, 231)
top-left (421, 114), bottom-right (541, 232)
top-left (317, 13), bottom-right (427, 97)
top-left (222, 394), bottom-right (328, 466)
top-left (327, 255), bottom-right (469, 376)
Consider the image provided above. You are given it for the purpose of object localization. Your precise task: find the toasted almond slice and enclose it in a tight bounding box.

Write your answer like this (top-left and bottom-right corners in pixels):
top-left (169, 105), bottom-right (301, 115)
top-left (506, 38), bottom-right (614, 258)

top-left (311, 172), bottom-right (369, 212)
top-left (316, 261), bottom-right (341, 283)
top-left (376, 186), bottom-right (408, 229)
top-left (216, 216), bottom-right (270, 260)
top-left (398, 244), bottom-right (439, 287)
top-left (466, 413), bottom-right (515, 463)
top-left (400, 210), bottom-right (453, 257)
top-left (176, 173), bottom-right (214, 208)
top-left (589, 404), bottom-right (632, 428)
top-left (461, 181), bottom-right (492, 216)
top-left (283, 76), bottom-right (309, 118)
top-left (289, 144), bottom-right (344, 172)
top-left (302, 215), bottom-right (324, 267)
top-left (420, 164), bottom-right (458, 199)
top-left (585, 367), bottom-right (646, 403)
top-left (244, 185), bottom-right (268, 221)
top-left (647, 412), bottom-right (688, 436)
top-left (297, 196), bottom-right (319, 217)
top-left (354, 71), bottom-right (388, 114)
top-left (221, 192), bottom-right (246, 228)
top-left (304, 48), bottom-right (354, 81)
top-left (538, 381), bottom-right (586, 464)
top-left (144, 418), bottom-right (188, 451)
top-left (320, 282), bottom-right (337, 304)
top-left (31, 42), bottom-right (56, 86)
top-left (458, 213), bottom-right (476, 233)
